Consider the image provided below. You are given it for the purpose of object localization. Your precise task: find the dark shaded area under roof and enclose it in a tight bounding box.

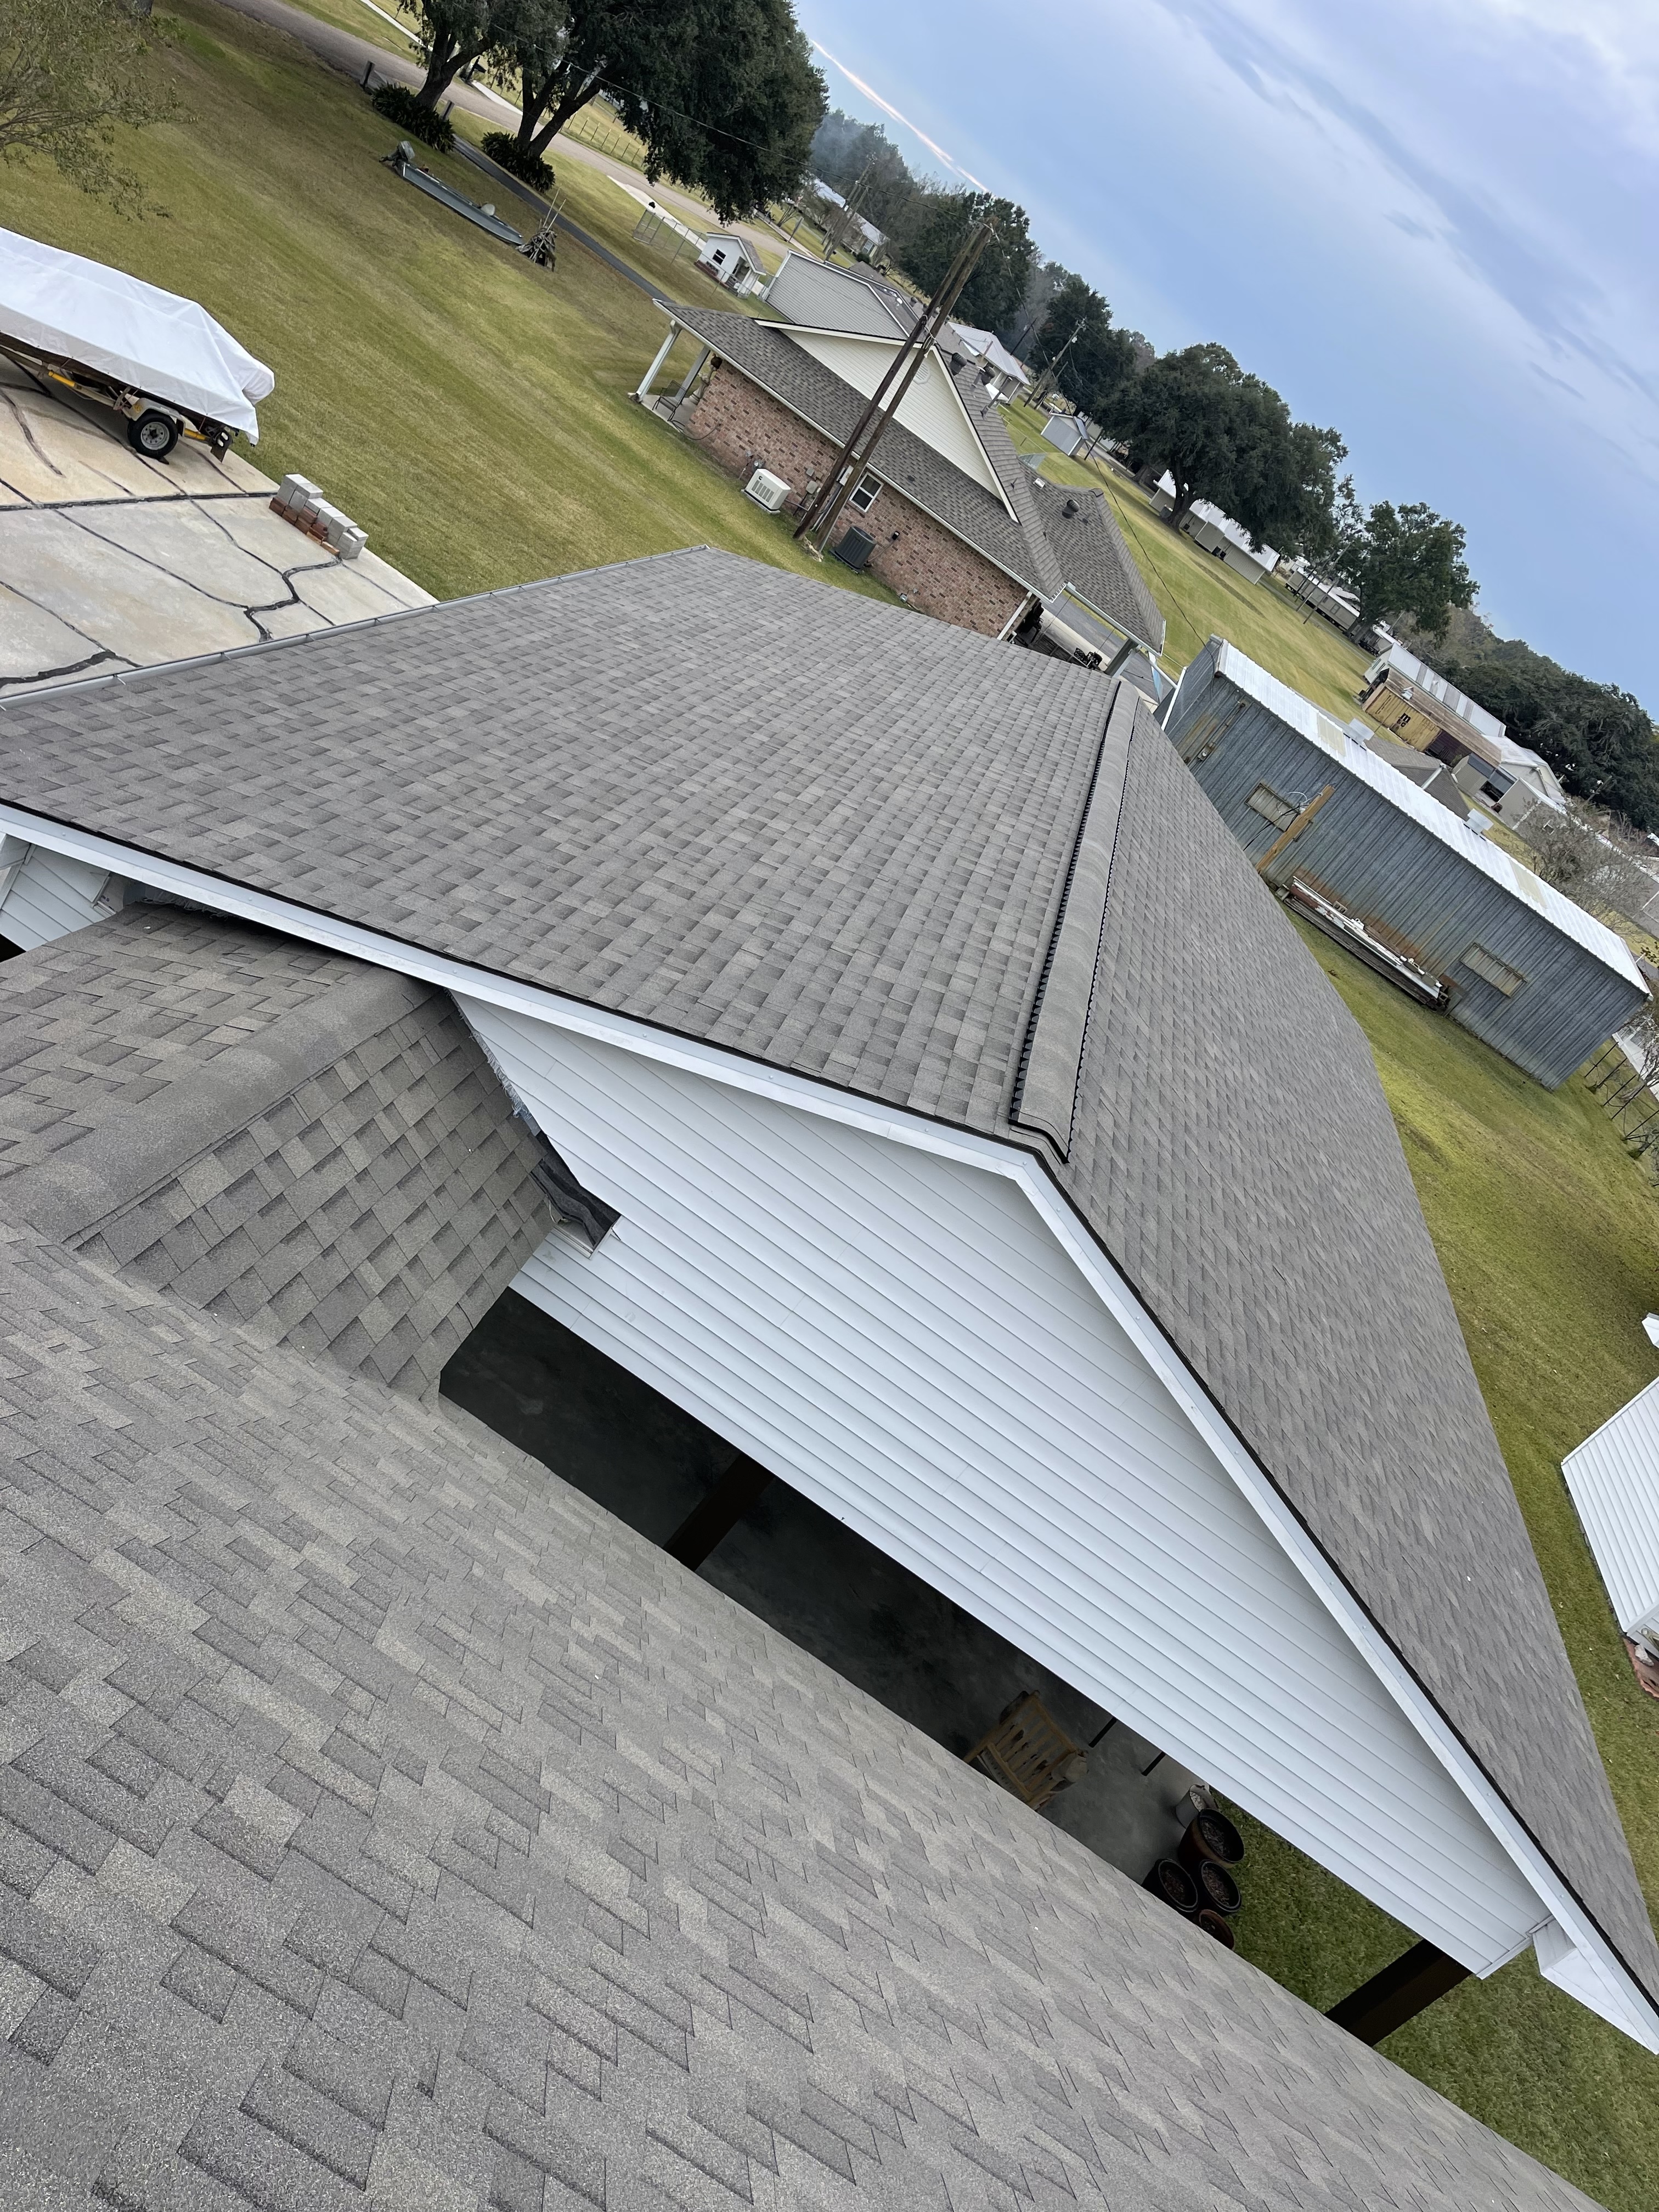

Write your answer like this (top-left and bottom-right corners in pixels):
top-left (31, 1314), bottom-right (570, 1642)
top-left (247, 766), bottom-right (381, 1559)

top-left (0, 545), bottom-right (1654, 2016)
top-left (0, 1216), bottom-right (1610, 2210)
top-left (662, 302), bottom-right (1064, 599)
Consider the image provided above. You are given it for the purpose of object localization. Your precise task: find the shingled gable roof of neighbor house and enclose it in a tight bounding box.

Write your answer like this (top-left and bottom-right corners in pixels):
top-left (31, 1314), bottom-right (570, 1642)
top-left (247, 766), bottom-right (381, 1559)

top-left (1027, 477), bottom-right (1167, 655)
top-left (1, 543), bottom-right (1656, 2034)
top-left (660, 300), bottom-right (1064, 597)
top-left (0, 1209), bottom-right (1612, 2211)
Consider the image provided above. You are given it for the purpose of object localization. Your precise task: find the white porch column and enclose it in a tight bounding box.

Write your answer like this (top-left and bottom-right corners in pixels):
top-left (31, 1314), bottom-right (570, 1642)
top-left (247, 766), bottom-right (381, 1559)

top-left (635, 320), bottom-right (680, 404)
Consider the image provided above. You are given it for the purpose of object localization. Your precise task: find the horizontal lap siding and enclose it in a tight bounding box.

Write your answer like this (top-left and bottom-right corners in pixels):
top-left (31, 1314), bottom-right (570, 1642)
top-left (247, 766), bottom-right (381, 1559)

top-left (0, 848), bottom-right (111, 950)
top-left (460, 995), bottom-right (1544, 1970)
top-left (1171, 689), bottom-right (1643, 1086)
top-left (1564, 1379), bottom-right (1659, 1637)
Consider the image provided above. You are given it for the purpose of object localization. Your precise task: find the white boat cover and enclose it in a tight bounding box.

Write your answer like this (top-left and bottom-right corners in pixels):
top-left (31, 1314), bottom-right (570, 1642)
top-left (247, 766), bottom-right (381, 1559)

top-left (0, 228), bottom-right (274, 441)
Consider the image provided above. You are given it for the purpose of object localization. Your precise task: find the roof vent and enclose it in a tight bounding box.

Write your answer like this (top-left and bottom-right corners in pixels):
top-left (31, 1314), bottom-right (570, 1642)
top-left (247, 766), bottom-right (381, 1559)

top-left (1062, 497), bottom-right (1080, 519)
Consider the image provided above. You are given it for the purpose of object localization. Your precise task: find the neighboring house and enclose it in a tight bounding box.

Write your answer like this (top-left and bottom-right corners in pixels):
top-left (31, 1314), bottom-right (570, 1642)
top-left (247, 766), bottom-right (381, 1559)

top-left (1362, 727), bottom-right (1472, 819)
top-left (636, 304), bottom-right (1164, 663)
top-left (695, 232), bottom-right (764, 294)
top-left (1565, 1373), bottom-right (1659, 1661)
top-left (1281, 562), bottom-right (1365, 633)
top-left (1164, 636), bottom-right (1647, 1085)
top-left (1148, 476), bottom-right (1279, 581)
top-left (3, 544), bottom-right (1658, 2057)
top-left (761, 248), bottom-right (917, 336)
top-left (950, 321), bottom-right (1031, 394)
top-left (1361, 644), bottom-right (1566, 828)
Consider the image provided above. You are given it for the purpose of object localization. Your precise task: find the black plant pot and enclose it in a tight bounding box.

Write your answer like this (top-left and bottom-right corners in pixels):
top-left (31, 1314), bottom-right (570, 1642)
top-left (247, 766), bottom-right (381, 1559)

top-left (1177, 1809), bottom-right (1244, 1873)
top-left (1143, 1857), bottom-right (1199, 1916)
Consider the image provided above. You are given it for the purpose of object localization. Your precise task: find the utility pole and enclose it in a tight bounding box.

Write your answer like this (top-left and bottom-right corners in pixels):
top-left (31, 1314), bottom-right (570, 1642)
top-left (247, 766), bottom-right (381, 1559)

top-left (1032, 319), bottom-right (1084, 408)
top-left (793, 219), bottom-right (992, 556)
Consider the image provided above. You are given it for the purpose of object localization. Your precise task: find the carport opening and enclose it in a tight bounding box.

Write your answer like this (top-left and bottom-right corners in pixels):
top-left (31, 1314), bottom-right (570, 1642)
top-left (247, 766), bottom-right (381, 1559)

top-left (442, 1287), bottom-right (1203, 1887)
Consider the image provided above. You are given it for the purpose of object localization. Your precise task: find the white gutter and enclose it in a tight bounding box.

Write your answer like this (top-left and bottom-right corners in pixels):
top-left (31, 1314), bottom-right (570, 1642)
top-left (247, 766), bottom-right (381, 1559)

top-left (0, 795), bottom-right (1652, 2048)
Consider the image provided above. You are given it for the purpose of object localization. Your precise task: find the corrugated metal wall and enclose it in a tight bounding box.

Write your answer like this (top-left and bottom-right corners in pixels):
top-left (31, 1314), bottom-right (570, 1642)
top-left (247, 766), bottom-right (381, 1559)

top-left (1165, 644), bottom-right (1645, 1086)
top-left (460, 993), bottom-right (1548, 1973)
top-left (1564, 1376), bottom-right (1659, 1639)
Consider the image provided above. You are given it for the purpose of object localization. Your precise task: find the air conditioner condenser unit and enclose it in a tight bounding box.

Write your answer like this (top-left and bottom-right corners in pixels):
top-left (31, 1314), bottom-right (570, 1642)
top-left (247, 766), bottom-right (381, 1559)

top-left (745, 468), bottom-right (790, 513)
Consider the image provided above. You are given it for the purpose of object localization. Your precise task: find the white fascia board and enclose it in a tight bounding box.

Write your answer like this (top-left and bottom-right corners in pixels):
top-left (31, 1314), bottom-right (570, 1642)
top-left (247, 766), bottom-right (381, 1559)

top-left (1, 795), bottom-right (1652, 2047)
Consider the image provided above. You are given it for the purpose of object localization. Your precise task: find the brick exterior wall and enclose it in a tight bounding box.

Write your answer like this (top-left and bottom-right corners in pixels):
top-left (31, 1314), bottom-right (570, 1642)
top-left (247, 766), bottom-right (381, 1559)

top-left (686, 362), bottom-right (1030, 639)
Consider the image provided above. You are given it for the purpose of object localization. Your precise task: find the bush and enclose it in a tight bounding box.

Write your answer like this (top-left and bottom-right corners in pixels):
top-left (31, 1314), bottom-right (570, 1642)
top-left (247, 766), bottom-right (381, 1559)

top-left (481, 131), bottom-right (554, 191)
top-left (371, 81), bottom-right (454, 151)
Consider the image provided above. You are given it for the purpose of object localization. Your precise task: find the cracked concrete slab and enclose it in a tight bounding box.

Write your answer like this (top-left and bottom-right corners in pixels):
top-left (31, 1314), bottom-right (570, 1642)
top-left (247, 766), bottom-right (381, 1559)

top-left (0, 354), bottom-right (433, 691)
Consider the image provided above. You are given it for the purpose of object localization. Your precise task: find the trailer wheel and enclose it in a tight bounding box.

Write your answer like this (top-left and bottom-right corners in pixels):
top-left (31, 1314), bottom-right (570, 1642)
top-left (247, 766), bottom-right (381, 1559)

top-left (128, 409), bottom-right (179, 459)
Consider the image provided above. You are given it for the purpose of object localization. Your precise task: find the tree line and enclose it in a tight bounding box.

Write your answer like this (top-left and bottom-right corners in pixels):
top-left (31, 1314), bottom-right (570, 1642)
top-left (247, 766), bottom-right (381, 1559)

top-left (812, 110), bottom-right (1479, 641)
top-left (405, 0), bottom-right (826, 221)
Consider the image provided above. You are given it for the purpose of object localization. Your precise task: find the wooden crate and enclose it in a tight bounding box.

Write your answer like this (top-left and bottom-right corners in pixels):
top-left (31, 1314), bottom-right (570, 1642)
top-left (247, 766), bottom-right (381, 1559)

top-left (964, 1691), bottom-right (1086, 1811)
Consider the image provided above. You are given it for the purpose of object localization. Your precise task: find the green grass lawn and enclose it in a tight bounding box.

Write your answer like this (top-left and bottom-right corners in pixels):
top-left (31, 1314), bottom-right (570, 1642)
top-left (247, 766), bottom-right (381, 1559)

top-left (1224, 915), bottom-right (1659, 2212)
top-left (1000, 398), bottom-right (1375, 718)
top-left (0, 0), bottom-right (889, 606)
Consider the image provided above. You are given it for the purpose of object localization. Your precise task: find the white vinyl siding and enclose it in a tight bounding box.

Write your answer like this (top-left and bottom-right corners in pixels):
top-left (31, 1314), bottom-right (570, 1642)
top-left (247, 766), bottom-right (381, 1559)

top-left (2, 797), bottom-right (1647, 2045)
top-left (0, 845), bottom-right (113, 950)
top-left (461, 995), bottom-right (1546, 1974)
top-left (777, 328), bottom-right (1011, 507)
top-left (1564, 1375), bottom-right (1659, 1639)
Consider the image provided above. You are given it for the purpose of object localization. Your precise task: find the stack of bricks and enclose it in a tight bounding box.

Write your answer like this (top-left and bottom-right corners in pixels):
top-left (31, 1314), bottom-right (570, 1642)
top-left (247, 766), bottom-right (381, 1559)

top-left (270, 472), bottom-right (368, 561)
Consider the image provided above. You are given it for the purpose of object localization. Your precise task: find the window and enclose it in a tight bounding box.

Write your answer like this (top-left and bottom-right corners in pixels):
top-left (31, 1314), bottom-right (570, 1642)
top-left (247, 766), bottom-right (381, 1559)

top-left (847, 471), bottom-right (882, 515)
top-left (1461, 944), bottom-right (1526, 997)
top-left (1245, 783), bottom-right (1300, 831)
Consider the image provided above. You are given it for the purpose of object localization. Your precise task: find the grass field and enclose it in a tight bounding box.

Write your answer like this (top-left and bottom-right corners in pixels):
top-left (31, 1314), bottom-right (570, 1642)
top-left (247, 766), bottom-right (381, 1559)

top-left (1221, 916), bottom-right (1659, 2212)
top-left (999, 398), bottom-right (1376, 716)
top-left (0, 0), bottom-right (891, 607)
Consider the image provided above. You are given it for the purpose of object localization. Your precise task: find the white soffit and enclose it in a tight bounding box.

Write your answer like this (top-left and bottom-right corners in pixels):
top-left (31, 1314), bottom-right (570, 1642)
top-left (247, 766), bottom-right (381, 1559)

top-left (0, 794), bottom-right (1652, 2050)
top-left (777, 327), bottom-right (1012, 511)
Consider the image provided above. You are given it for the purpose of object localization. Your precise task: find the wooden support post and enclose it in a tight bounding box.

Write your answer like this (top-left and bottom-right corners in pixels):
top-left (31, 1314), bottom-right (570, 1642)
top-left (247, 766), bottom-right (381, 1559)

top-left (1326, 1940), bottom-right (1471, 2045)
top-left (664, 1454), bottom-right (776, 1571)
top-left (1257, 784), bottom-right (1334, 878)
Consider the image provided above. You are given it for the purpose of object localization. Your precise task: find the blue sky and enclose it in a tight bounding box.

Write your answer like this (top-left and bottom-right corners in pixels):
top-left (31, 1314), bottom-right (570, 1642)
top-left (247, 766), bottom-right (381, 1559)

top-left (799, 0), bottom-right (1659, 699)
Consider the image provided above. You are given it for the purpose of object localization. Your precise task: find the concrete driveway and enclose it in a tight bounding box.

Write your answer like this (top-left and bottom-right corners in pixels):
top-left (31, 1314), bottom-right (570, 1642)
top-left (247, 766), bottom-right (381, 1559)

top-left (0, 355), bottom-right (431, 693)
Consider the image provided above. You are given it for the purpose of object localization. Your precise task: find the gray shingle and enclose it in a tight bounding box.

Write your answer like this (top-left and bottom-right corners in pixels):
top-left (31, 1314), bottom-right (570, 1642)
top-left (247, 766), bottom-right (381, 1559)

top-left (0, 1220), bottom-right (1615, 2208)
top-left (1028, 476), bottom-right (1167, 654)
top-left (0, 545), bottom-right (1652, 2028)
top-left (0, 909), bottom-right (551, 1392)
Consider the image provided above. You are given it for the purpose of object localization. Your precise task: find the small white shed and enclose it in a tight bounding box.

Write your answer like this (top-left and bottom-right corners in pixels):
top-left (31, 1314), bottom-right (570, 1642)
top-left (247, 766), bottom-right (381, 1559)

top-left (1042, 413), bottom-right (1087, 458)
top-left (696, 234), bottom-right (763, 294)
top-left (1563, 1377), bottom-right (1659, 1647)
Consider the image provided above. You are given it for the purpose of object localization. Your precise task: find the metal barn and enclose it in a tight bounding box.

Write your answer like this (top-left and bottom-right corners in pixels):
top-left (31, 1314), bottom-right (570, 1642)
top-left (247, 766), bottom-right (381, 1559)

top-left (1163, 638), bottom-right (1647, 1086)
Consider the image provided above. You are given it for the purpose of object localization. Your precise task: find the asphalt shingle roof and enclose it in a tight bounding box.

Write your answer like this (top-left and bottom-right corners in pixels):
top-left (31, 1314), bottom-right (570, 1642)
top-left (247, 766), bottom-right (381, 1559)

top-left (1028, 478), bottom-right (1166, 654)
top-left (1, 545), bottom-right (1654, 2021)
top-left (0, 907), bottom-right (550, 1392)
top-left (0, 1216), bottom-right (1612, 2209)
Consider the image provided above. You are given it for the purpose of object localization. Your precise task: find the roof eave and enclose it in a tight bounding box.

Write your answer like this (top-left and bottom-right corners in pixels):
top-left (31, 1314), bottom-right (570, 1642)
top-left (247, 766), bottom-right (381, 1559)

top-left (2, 788), bottom-right (1655, 2047)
